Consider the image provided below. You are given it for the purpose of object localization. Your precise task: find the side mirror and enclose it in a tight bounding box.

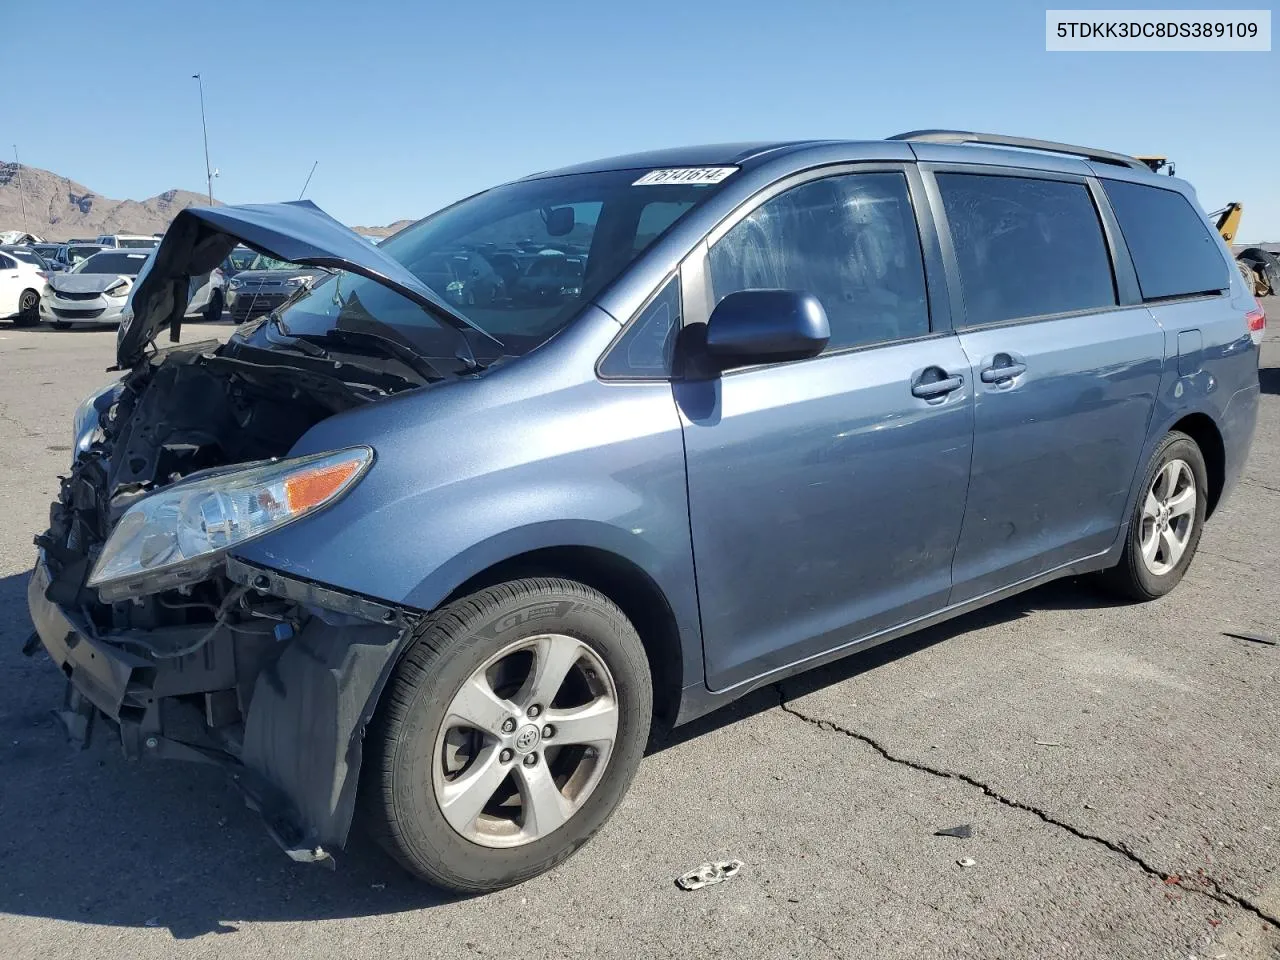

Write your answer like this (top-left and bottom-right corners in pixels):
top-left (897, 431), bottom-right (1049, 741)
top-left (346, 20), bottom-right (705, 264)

top-left (705, 290), bottom-right (830, 370)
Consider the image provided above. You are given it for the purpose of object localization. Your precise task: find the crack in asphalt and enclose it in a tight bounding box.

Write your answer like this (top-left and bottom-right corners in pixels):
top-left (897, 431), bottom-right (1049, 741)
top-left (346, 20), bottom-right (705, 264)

top-left (775, 686), bottom-right (1280, 932)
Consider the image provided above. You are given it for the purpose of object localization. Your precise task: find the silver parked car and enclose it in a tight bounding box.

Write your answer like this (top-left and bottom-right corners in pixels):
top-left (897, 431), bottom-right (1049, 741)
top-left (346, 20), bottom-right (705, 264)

top-left (39, 250), bottom-right (152, 328)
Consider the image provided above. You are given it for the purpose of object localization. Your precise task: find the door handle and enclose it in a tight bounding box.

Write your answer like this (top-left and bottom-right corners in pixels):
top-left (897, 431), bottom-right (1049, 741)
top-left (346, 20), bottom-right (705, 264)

top-left (980, 354), bottom-right (1027, 384)
top-left (911, 370), bottom-right (964, 399)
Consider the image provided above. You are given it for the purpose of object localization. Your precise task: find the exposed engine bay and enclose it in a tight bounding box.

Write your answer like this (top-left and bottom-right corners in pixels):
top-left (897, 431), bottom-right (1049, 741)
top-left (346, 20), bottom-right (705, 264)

top-left (30, 338), bottom-right (417, 860)
top-left (39, 340), bottom-right (359, 614)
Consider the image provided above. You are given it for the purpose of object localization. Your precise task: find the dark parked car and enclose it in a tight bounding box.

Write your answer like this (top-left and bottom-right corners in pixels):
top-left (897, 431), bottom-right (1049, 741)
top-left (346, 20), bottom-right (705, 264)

top-left (224, 252), bottom-right (327, 323)
top-left (31, 243), bottom-right (64, 269)
top-left (28, 133), bottom-right (1261, 894)
top-left (54, 242), bottom-right (106, 271)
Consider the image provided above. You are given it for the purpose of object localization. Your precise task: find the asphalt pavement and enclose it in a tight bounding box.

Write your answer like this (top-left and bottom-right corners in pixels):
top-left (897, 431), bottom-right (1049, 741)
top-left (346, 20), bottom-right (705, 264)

top-left (1, 306), bottom-right (1278, 959)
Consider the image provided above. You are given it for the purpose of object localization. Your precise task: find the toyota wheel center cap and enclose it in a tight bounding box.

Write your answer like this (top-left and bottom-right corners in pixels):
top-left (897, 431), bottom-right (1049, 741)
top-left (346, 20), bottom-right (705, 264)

top-left (514, 725), bottom-right (541, 754)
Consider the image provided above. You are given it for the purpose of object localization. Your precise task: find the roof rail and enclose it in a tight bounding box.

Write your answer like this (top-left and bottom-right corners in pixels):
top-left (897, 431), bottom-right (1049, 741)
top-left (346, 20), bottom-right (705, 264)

top-left (887, 130), bottom-right (1148, 171)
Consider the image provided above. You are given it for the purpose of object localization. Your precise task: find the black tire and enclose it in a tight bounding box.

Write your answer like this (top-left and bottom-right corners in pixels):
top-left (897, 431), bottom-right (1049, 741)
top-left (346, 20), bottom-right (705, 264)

top-left (360, 577), bottom-right (652, 892)
top-left (203, 288), bottom-right (223, 323)
top-left (12, 289), bottom-right (40, 326)
top-left (50, 321), bottom-right (71, 330)
top-left (1100, 431), bottom-right (1208, 601)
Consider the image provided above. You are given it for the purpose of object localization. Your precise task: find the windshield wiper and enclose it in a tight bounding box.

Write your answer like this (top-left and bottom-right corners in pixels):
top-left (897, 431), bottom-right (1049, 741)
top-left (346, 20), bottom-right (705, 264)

top-left (265, 312), bottom-right (330, 358)
top-left (295, 327), bottom-right (448, 383)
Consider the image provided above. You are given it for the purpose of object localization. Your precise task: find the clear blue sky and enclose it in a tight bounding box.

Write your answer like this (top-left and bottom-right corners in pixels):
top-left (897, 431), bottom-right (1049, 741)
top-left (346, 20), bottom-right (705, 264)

top-left (5, 0), bottom-right (1277, 239)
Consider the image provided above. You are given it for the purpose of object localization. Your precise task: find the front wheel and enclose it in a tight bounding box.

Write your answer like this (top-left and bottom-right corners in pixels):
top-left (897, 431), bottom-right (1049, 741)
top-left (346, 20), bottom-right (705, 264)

top-left (360, 578), bottom-right (652, 892)
top-left (1101, 431), bottom-right (1207, 601)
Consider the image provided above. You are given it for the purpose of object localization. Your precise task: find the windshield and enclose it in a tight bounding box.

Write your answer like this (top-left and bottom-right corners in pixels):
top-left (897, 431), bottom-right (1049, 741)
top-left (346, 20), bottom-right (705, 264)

top-left (75, 252), bottom-right (151, 275)
top-left (227, 247), bottom-right (257, 270)
top-left (247, 254), bottom-right (299, 271)
top-left (66, 245), bottom-right (102, 264)
top-left (272, 168), bottom-right (723, 361)
top-left (118, 237), bottom-right (159, 249)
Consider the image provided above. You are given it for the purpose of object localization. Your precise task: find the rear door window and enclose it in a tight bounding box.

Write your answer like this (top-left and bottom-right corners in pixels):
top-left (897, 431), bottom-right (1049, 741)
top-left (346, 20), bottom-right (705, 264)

top-left (937, 173), bottom-right (1116, 326)
top-left (708, 172), bottom-right (930, 351)
top-left (1101, 180), bottom-right (1228, 300)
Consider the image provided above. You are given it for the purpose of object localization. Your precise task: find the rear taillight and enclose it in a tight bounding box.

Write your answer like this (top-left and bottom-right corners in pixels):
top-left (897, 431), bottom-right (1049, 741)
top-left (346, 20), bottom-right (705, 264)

top-left (1247, 300), bottom-right (1266, 345)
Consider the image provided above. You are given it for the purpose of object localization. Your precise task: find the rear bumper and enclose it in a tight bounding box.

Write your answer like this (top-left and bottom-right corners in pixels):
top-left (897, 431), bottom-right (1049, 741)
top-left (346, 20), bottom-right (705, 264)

top-left (1218, 381), bottom-right (1261, 509)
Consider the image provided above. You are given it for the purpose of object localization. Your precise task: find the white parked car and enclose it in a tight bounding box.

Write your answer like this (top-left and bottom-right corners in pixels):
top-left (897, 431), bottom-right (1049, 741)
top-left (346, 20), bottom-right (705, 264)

top-left (0, 249), bottom-right (47, 325)
top-left (94, 234), bottom-right (161, 249)
top-left (39, 250), bottom-right (151, 329)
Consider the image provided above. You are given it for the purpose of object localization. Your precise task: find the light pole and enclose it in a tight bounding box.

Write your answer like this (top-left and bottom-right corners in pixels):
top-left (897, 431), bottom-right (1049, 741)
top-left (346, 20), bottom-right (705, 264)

top-left (192, 74), bottom-right (213, 204)
top-left (12, 145), bottom-right (28, 231)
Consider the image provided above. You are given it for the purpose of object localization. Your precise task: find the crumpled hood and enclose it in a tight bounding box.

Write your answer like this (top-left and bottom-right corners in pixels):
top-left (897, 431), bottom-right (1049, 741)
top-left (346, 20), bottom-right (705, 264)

top-left (117, 199), bottom-right (498, 369)
top-left (51, 273), bottom-right (130, 294)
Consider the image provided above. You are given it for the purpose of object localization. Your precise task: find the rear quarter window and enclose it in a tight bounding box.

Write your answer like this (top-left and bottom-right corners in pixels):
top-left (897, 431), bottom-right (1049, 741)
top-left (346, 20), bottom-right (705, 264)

top-left (1101, 179), bottom-right (1228, 301)
top-left (937, 173), bottom-right (1116, 326)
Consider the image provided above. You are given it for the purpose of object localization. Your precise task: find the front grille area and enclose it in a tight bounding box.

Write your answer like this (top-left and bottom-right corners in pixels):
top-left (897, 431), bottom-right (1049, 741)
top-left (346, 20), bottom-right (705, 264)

top-left (230, 294), bottom-right (286, 321)
top-left (55, 290), bottom-right (102, 301)
top-left (51, 307), bottom-right (106, 319)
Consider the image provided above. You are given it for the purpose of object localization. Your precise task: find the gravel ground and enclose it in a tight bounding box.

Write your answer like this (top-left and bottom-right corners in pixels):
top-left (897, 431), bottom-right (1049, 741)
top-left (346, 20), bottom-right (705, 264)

top-left (1, 304), bottom-right (1277, 959)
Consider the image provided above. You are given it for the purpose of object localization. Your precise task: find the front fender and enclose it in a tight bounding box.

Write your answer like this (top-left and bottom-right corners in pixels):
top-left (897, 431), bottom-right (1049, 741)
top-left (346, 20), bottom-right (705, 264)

top-left (231, 308), bottom-right (703, 711)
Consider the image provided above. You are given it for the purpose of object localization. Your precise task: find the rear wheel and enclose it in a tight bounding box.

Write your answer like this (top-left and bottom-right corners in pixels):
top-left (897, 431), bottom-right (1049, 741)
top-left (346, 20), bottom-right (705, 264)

top-left (1101, 431), bottom-right (1207, 601)
top-left (361, 578), bottom-right (652, 892)
top-left (13, 289), bottom-right (39, 326)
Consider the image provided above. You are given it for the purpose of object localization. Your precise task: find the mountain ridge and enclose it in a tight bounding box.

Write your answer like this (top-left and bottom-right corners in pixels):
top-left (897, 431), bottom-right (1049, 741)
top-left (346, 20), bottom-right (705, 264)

top-left (0, 162), bottom-right (408, 242)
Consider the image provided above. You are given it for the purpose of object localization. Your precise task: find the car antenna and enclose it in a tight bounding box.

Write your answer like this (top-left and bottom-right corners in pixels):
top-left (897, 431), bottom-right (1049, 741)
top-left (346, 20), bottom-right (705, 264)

top-left (298, 161), bottom-right (318, 200)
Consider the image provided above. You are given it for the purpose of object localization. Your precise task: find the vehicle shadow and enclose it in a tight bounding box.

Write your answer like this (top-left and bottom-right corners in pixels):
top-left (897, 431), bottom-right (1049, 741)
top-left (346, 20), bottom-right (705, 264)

top-left (652, 575), bottom-right (1114, 751)
top-left (0, 567), bottom-right (1105, 936)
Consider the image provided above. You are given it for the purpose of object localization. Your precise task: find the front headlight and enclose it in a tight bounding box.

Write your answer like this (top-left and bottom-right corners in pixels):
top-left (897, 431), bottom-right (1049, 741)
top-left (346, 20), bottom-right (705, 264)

top-left (284, 275), bottom-right (312, 288)
top-left (228, 278), bottom-right (244, 290)
top-left (72, 380), bottom-right (125, 455)
top-left (105, 280), bottom-right (130, 298)
top-left (87, 446), bottom-right (373, 599)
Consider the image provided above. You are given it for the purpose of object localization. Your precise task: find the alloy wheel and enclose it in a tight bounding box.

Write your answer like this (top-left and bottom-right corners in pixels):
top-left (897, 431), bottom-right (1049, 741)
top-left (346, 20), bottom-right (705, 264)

top-left (431, 633), bottom-right (619, 848)
top-left (1139, 458), bottom-right (1196, 576)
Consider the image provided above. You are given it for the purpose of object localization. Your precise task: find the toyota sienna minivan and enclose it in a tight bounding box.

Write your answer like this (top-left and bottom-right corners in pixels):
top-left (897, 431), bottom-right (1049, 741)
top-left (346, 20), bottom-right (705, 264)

top-left (27, 130), bottom-right (1263, 892)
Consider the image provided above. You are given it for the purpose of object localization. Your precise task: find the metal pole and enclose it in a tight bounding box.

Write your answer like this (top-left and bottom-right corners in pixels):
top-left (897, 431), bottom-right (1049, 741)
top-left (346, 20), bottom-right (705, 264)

top-left (298, 160), bottom-right (318, 200)
top-left (192, 74), bottom-right (213, 204)
top-left (12, 145), bottom-right (29, 231)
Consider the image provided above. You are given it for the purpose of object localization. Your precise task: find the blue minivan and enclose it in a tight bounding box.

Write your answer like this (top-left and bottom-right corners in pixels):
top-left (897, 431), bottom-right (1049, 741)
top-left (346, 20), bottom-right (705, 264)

top-left (27, 131), bottom-right (1263, 891)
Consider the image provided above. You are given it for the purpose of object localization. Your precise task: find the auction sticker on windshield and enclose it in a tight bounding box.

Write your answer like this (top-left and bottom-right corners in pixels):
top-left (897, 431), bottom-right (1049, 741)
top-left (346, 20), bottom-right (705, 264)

top-left (633, 167), bottom-right (737, 186)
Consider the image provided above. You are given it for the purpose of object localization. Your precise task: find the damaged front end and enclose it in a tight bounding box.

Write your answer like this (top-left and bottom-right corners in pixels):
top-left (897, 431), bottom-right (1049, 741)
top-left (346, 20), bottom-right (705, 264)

top-left (28, 341), bottom-right (418, 863)
top-left (23, 200), bottom-right (469, 865)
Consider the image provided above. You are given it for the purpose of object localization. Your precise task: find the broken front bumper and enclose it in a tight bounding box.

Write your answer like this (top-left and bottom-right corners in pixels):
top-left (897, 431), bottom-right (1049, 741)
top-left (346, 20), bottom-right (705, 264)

top-left (26, 553), bottom-right (413, 864)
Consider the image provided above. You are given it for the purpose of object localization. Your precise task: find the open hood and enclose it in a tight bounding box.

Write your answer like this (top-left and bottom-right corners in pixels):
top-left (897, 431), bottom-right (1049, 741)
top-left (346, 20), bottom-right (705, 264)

top-left (117, 200), bottom-right (498, 369)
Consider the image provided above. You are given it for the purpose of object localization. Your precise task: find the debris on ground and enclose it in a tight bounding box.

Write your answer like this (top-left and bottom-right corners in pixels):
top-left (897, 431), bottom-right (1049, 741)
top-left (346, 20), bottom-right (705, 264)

top-left (144, 917), bottom-right (161, 928)
top-left (935, 824), bottom-right (973, 839)
top-left (1223, 631), bottom-right (1277, 647)
top-left (675, 859), bottom-right (744, 891)
top-left (957, 858), bottom-right (977, 868)
top-left (1034, 739), bottom-right (1065, 747)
